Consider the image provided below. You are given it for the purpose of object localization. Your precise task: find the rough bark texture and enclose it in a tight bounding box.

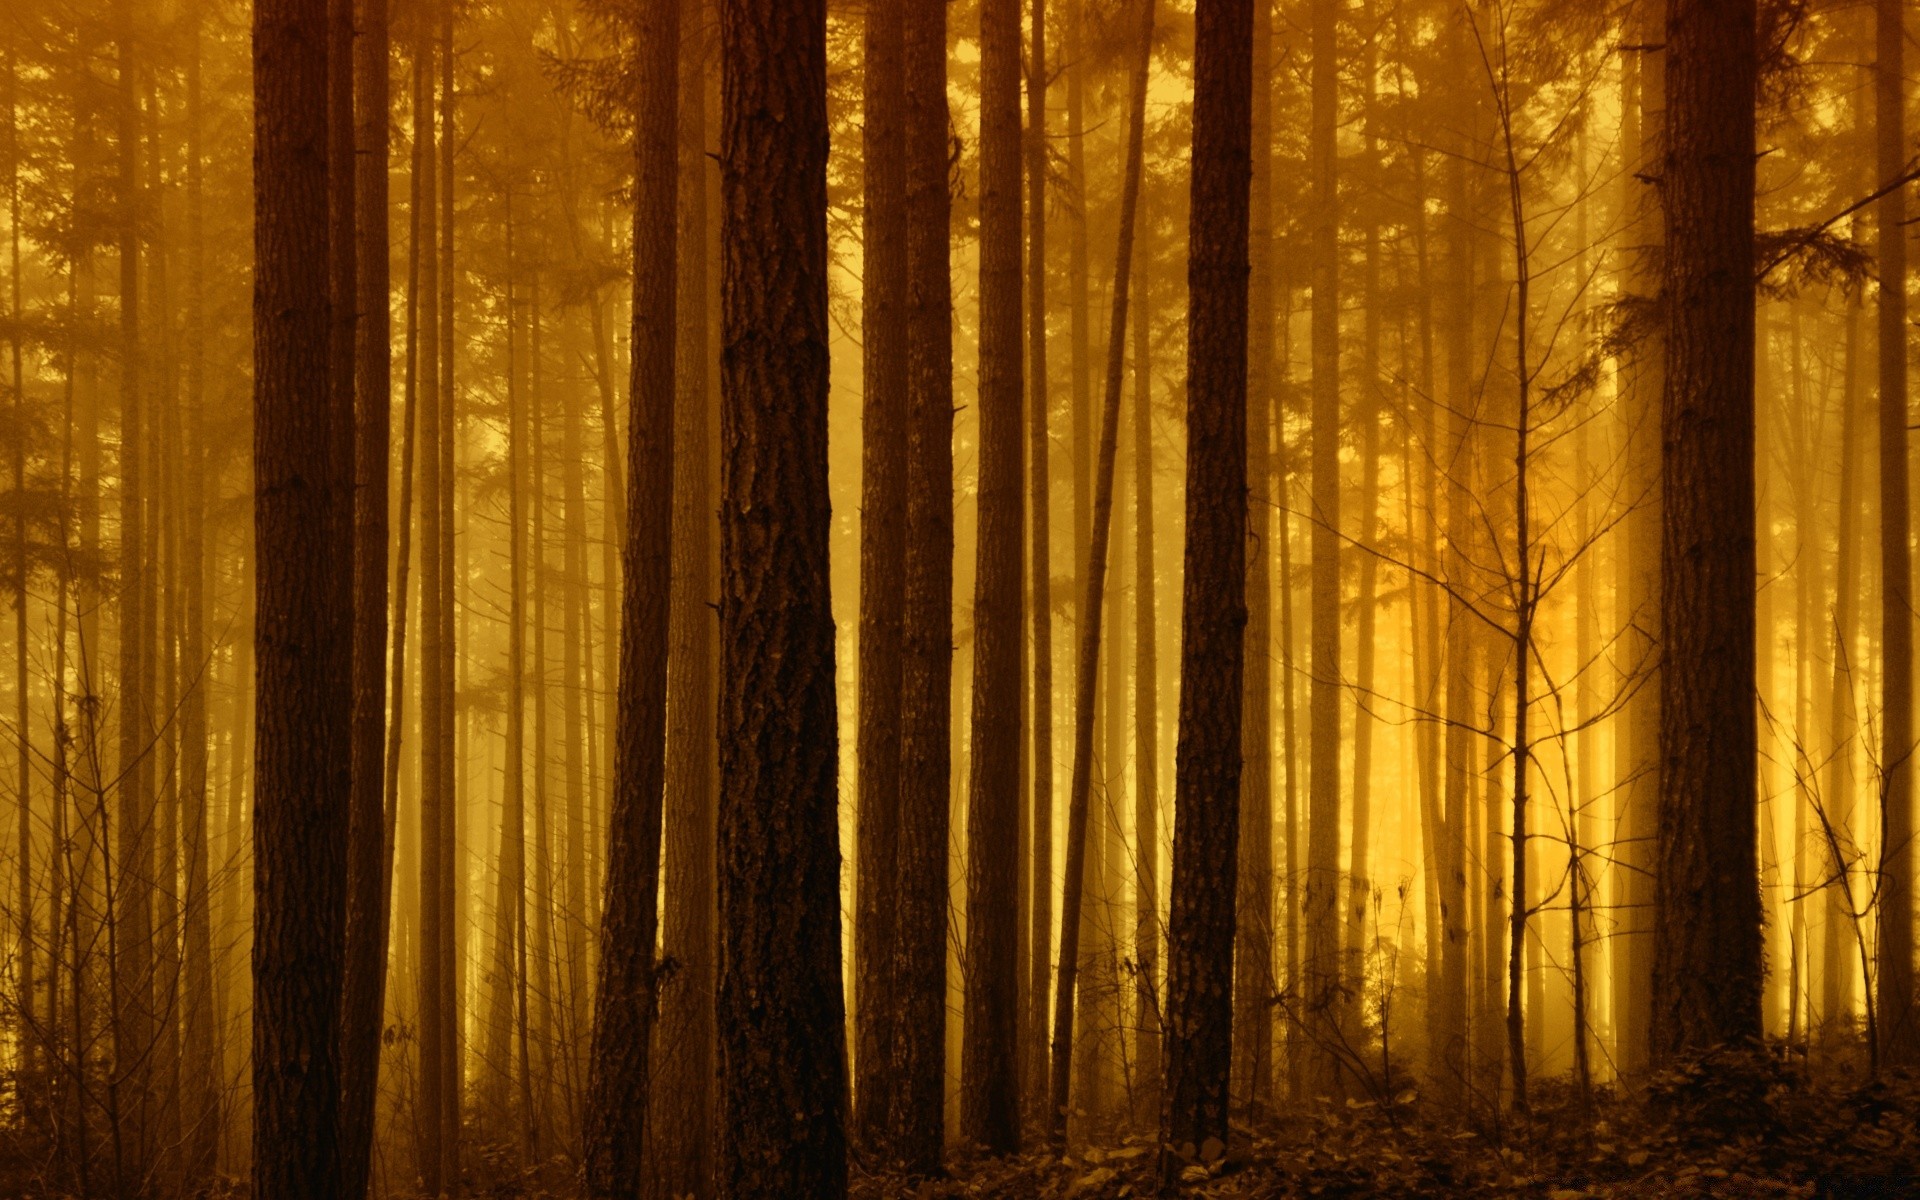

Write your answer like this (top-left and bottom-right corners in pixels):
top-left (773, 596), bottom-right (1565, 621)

top-left (340, 0), bottom-right (393, 1191)
top-left (892, 0), bottom-right (954, 1171)
top-left (716, 0), bottom-right (849, 1185)
top-left (250, 0), bottom-right (354, 1191)
top-left (1874, 0), bottom-right (1914, 1066)
top-left (583, 0), bottom-right (677, 1184)
top-left (961, 0), bottom-right (1026, 1153)
top-left (1651, 0), bottom-right (1761, 1061)
top-left (1160, 0), bottom-right (1250, 1162)
top-left (854, 0), bottom-right (908, 1157)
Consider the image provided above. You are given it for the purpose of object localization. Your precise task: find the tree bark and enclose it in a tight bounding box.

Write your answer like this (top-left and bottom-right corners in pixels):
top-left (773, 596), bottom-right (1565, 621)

top-left (1652, 0), bottom-right (1761, 1060)
top-left (716, 0), bottom-right (849, 1185)
top-left (1874, 0), bottom-right (1914, 1066)
top-left (1160, 0), bottom-right (1251, 1162)
top-left (340, 0), bottom-right (394, 1188)
top-left (250, 0), bottom-right (354, 1190)
top-left (854, 0), bottom-right (908, 1157)
top-left (961, 0), bottom-right (1027, 1153)
top-left (584, 0), bottom-right (678, 1180)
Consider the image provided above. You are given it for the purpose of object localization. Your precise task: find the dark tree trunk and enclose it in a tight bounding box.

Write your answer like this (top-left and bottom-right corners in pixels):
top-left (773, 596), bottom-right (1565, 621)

top-left (340, 0), bottom-right (394, 1189)
top-left (1874, 0), bottom-right (1915, 1066)
top-left (961, 0), bottom-right (1026, 1154)
top-left (584, 0), bottom-right (678, 1182)
top-left (854, 0), bottom-right (908, 1157)
top-left (1651, 0), bottom-right (1761, 1061)
top-left (892, 0), bottom-right (954, 1171)
top-left (716, 0), bottom-right (849, 1185)
top-left (1025, 0), bottom-right (1056, 1128)
top-left (1160, 0), bottom-right (1251, 1164)
top-left (1234, 0), bottom-right (1274, 1118)
top-left (250, 0), bottom-right (354, 1191)
top-left (1046, 0), bottom-right (1154, 1145)
top-left (654, 0), bottom-right (719, 1189)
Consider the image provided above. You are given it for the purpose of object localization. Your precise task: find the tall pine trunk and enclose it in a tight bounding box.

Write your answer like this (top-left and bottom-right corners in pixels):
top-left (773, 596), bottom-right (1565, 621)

top-left (854, 0), bottom-right (908, 1156)
top-left (583, 0), bottom-right (677, 1181)
top-left (1652, 0), bottom-right (1761, 1060)
top-left (1874, 0), bottom-right (1914, 1065)
top-left (893, 0), bottom-right (955, 1170)
top-left (961, 0), bottom-right (1027, 1152)
top-left (1161, 0), bottom-right (1251, 1165)
top-left (250, 0), bottom-right (354, 1190)
top-left (716, 0), bottom-right (849, 1181)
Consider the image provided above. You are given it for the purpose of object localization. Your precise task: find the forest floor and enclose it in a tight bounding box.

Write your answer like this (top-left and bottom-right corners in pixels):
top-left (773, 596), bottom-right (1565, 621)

top-left (854, 1052), bottom-right (1920, 1199)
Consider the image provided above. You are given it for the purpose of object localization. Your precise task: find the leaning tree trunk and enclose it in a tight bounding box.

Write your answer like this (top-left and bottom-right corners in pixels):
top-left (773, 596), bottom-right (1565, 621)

top-left (583, 0), bottom-right (677, 1184)
top-left (1045, 0), bottom-right (1155, 1144)
top-left (715, 0), bottom-right (849, 1186)
top-left (1160, 0), bottom-right (1251, 1168)
top-left (960, 0), bottom-right (1026, 1153)
top-left (250, 0), bottom-right (355, 1193)
top-left (1651, 0), bottom-right (1761, 1061)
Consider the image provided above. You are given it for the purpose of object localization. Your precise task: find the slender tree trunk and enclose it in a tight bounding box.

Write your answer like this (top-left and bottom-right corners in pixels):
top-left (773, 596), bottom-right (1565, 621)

top-left (413, 25), bottom-right (450, 1190)
top-left (961, 0), bottom-right (1027, 1152)
top-left (854, 0), bottom-right (908, 1157)
top-left (1233, 0), bottom-right (1274, 1120)
top-left (1161, 0), bottom-right (1252, 1164)
top-left (1874, 0), bottom-right (1915, 1066)
top-left (341, 0), bottom-right (395, 1188)
top-left (112, 0), bottom-right (155, 1180)
top-left (716, 0), bottom-right (849, 1181)
top-left (250, 0), bottom-right (354, 1190)
top-left (6, 31), bottom-right (31, 1123)
top-left (1045, 0), bottom-right (1154, 1143)
top-left (584, 0), bottom-right (677, 1179)
top-left (654, 0), bottom-right (718, 1189)
top-left (1131, 245), bottom-right (1161, 1127)
top-left (179, 9), bottom-right (221, 1180)
top-left (1025, 0), bottom-right (1056, 1128)
top-left (1652, 0), bottom-right (1761, 1060)
top-left (1613, 0), bottom-right (1663, 1079)
top-left (1304, 0), bottom-right (1344, 1096)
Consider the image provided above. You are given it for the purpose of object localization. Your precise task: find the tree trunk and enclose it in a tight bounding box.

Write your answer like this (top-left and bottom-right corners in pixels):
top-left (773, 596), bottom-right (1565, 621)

top-left (892, 0), bottom-right (955, 1170)
top-left (1652, 0), bottom-right (1761, 1060)
top-left (654, 0), bottom-right (719, 1189)
top-left (1025, 0), bottom-right (1056, 1129)
top-left (1160, 0), bottom-right (1250, 1163)
top-left (1045, 0), bottom-right (1154, 1143)
top-left (1303, 0), bottom-right (1344, 1097)
top-left (716, 0), bottom-right (849, 1185)
top-left (1131, 223), bottom-right (1162, 1131)
top-left (584, 0), bottom-right (678, 1180)
top-left (854, 0), bottom-right (908, 1157)
top-left (961, 0), bottom-right (1027, 1153)
top-left (340, 0), bottom-right (394, 1188)
top-left (1874, 0), bottom-right (1915, 1066)
top-left (250, 0), bottom-right (354, 1190)
top-left (1613, 0), bottom-right (1663, 1080)
top-left (1233, 0), bottom-right (1274, 1120)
